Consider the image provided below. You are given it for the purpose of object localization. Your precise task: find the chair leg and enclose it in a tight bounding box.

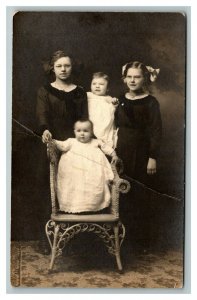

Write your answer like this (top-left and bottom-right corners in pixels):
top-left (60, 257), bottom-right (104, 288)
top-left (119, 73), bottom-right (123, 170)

top-left (113, 224), bottom-right (123, 272)
top-left (49, 224), bottom-right (60, 270)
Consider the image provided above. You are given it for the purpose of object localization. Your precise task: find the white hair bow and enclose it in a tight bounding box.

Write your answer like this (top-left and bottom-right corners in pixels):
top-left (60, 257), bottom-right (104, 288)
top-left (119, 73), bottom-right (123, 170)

top-left (122, 63), bottom-right (160, 82)
top-left (146, 66), bottom-right (160, 82)
top-left (122, 64), bottom-right (127, 76)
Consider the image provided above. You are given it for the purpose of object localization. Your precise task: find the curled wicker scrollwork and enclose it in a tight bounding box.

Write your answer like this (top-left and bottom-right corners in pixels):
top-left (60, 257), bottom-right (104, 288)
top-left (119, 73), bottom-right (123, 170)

top-left (111, 160), bottom-right (131, 194)
top-left (45, 220), bottom-right (56, 249)
top-left (117, 179), bottom-right (131, 194)
top-left (46, 221), bottom-right (125, 258)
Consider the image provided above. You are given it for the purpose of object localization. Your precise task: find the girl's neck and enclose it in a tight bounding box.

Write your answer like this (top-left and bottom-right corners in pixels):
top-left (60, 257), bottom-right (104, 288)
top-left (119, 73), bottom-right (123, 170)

top-left (126, 88), bottom-right (148, 100)
top-left (128, 88), bottom-right (144, 97)
top-left (52, 78), bottom-right (76, 92)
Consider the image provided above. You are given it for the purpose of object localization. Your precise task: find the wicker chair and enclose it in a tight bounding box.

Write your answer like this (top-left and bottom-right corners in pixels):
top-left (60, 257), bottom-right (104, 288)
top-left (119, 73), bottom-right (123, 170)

top-left (45, 140), bottom-right (130, 272)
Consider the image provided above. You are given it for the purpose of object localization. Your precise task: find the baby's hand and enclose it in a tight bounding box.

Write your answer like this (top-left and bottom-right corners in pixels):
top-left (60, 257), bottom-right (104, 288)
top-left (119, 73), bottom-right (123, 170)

top-left (111, 97), bottom-right (119, 106)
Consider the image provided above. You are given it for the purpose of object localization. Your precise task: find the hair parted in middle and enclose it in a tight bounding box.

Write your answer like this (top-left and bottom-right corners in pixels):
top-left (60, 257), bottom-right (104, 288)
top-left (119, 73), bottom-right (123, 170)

top-left (122, 61), bottom-right (150, 82)
top-left (42, 50), bottom-right (84, 80)
top-left (42, 50), bottom-right (73, 74)
top-left (122, 61), bottom-right (160, 84)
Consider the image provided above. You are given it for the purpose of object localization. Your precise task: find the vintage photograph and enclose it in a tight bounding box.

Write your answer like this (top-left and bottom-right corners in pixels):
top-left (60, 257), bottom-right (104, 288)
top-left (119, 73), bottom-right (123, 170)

top-left (11, 11), bottom-right (186, 288)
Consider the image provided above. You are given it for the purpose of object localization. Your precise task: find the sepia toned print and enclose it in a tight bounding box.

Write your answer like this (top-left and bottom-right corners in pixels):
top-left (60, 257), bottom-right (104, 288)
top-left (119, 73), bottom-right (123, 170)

top-left (11, 11), bottom-right (185, 288)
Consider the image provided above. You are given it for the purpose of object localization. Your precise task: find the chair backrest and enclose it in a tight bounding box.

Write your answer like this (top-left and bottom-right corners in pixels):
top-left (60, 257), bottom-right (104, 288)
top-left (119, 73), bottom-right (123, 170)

top-left (47, 141), bottom-right (130, 217)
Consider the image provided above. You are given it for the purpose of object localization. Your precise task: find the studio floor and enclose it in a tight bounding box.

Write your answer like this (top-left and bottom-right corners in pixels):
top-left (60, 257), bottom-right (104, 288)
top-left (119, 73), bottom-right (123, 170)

top-left (10, 240), bottom-right (183, 289)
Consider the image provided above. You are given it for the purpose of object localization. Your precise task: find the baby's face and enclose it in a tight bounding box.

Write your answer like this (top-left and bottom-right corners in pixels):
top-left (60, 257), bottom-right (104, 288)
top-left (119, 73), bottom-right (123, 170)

top-left (91, 77), bottom-right (108, 96)
top-left (74, 121), bottom-right (92, 143)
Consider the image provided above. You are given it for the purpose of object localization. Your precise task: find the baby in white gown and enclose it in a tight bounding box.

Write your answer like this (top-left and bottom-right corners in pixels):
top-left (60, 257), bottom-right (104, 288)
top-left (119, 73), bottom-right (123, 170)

top-left (54, 119), bottom-right (119, 213)
top-left (87, 72), bottom-right (119, 148)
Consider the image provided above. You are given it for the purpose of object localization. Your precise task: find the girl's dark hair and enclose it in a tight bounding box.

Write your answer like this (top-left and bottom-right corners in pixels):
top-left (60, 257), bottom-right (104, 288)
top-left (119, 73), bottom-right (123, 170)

top-left (92, 72), bottom-right (110, 85)
top-left (49, 50), bottom-right (73, 72)
top-left (43, 50), bottom-right (72, 74)
top-left (43, 50), bottom-right (83, 80)
top-left (122, 61), bottom-right (150, 85)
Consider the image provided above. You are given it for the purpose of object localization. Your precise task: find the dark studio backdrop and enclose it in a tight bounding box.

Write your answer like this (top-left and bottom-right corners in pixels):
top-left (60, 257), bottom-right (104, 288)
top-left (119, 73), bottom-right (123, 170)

top-left (12, 12), bottom-right (186, 249)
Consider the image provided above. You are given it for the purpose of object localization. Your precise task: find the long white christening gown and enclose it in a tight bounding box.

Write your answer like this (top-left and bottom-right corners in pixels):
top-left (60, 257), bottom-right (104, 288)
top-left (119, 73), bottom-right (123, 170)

top-left (56, 138), bottom-right (114, 213)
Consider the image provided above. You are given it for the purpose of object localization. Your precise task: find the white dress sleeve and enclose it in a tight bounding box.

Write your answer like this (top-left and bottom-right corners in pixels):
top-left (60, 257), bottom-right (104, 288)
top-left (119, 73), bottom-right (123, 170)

top-left (55, 138), bottom-right (72, 152)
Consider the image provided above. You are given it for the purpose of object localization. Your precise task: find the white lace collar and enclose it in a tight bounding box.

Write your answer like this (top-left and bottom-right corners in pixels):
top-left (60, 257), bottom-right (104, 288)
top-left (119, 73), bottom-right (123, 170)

top-left (125, 92), bottom-right (149, 100)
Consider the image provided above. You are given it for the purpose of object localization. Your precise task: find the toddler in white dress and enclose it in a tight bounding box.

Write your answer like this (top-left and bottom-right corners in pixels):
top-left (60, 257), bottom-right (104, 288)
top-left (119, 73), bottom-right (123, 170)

top-left (87, 72), bottom-right (119, 148)
top-left (54, 119), bottom-right (119, 213)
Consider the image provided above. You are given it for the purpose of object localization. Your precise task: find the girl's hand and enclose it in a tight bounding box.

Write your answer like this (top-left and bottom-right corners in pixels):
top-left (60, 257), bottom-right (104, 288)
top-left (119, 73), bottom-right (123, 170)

top-left (147, 158), bottom-right (157, 175)
top-left (111, 97), bottom-right (119, 106)
top-left (42, 130), bottom-right (52, 144)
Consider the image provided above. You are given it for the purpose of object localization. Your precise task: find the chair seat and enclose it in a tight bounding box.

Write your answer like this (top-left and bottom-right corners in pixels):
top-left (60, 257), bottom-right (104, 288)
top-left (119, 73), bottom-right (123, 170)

top-left (51, 213), bottom-right (119, 222)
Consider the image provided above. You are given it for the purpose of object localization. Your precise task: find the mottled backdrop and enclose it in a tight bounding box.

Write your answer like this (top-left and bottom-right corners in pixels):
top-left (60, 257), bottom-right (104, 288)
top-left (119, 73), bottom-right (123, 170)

top-left (12, 12), bottom-right (186, 245)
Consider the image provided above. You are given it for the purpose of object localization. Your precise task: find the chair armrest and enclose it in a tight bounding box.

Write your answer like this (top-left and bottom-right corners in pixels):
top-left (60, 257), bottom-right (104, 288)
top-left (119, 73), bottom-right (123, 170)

top-left (47, 140), bottom-right (60, 165)
top-left (115, 178), bottom-right (131, 194)
top-left (111, 160), bottom-right (130, 193)
top-left (47, 141), bottom-right (60, 214)
top-left (110, 161), bottom-right (131, 217)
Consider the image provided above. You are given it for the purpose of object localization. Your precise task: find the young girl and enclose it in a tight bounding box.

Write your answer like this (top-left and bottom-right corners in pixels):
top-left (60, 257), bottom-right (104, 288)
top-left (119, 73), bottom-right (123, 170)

top-left (54, 119), bottom-right (118, 213)
top-left (36, 50), bottom-right (88, 253)
top-left (115, 61), bottom-right (162, 251)
top-left (115, 61), bottom-right (162, 184)
top-left (36, 50), bottom-right (88, 142)
top-left (87, 72), bottom-right (118, 148)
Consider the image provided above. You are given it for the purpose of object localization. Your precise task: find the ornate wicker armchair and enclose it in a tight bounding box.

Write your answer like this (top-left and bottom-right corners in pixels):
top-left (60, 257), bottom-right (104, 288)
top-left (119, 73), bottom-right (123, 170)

top-left (45, 141), bottom-right (130, 272)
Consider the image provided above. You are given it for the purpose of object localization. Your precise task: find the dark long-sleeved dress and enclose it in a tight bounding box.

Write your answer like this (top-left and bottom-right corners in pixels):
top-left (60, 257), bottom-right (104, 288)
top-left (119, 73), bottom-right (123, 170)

top-left (36, 83), bottom-right (88, 140)
top-left (115, 94), bottom-right (162, 184)
top-left (115, 94), bottom-right (162, 248)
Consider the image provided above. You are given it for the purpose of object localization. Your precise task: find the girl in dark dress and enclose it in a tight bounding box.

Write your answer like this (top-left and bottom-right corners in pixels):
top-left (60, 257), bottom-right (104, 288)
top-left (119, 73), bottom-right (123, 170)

top-left (36, 50), bottom-right (88, 141)
top-left (115, 61), bottom-right (162, 252)
top-left (35, 50), bottom-right (88, 253)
